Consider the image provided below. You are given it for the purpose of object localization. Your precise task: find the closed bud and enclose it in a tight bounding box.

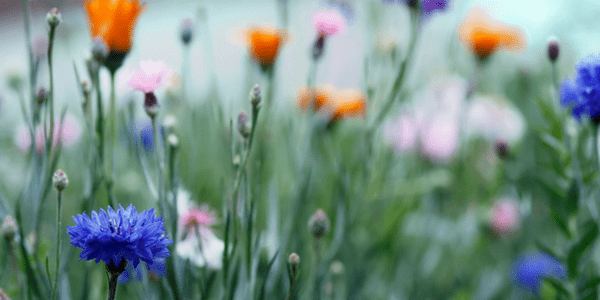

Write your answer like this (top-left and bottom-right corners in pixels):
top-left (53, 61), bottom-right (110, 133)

top-left (168, 134), bottom-right (179, 149)
top-left (330, 260), bottom-right (344, 276)
top-left (180, 19), bottom-right (194, 45)
top-left (547, 37), bottom-right (559, 63)
top-left (312, 34), bottom-right (326, 60)
top-left (25, 231), bottom-right (37, 255)
top-left (1, 216), bottom-right (17, 241)
top-left (82, 81), bottom-right (92, 98)
top-left (46, 8), bottom-right (61, 28)
top-left (7, 72), bottom-right (23, 91)
top-left (495, 140), bottom-right (510, 160)
top-left (288, 253), bottom-right (300, 279)
top-left (144, 92), bottom-right (159, 118)
top-left (233, 155), bottom-right (241, 168)
top-left (36, 88), bottom-right (49, 106)
top-left (250, 84), bottom-right (261, 107)
top-left (52, 169), bottom-right (69, 192)
top-left (92, 38), bottom-right (109, 64)
top-left (308, 209), bottom-right (330, 239)
top-left (237, 111), bottom-right (252, 138)
top-left (163, 115), bottom-right (177, 131)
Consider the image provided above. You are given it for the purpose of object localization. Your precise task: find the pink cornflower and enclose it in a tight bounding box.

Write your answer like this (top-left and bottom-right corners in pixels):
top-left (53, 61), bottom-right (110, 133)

top-left (128, 60), bottom-right (173, 94)
top-left (490, 198), bottom-right (520, 235)
top-left (180, 205), bottom-right (217, 237)
top-left (313, 10), bottom-right (347, 37)
top-left (14, 116), bottom-right (82, 155)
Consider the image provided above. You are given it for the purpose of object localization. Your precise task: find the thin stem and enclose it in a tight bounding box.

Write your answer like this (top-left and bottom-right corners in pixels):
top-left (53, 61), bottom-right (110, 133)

top-left (152, 118), bottom-right (164, 209)
top-left (20, 0), bottom-right (35, 124)
top-left (47, 25), bottom-right (56, 157)
top-left (107, 70), bottom-right (117, 207)
top-left (106, 271), bottom-right (119, 300)
top-left (52, 191), bottom-right (62, 300)
top-left (373, 10), bottom-right (419, 128)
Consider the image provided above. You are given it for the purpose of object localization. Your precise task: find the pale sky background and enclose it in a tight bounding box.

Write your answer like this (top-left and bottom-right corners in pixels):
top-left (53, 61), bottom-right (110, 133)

top-left (0, 0), bottom-right (596, 127)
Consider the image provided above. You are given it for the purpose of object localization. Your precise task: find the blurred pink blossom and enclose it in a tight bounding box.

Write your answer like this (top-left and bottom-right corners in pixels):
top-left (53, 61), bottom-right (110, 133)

top-left (128, 60), bottom-right (173, 94)
top-left (490, 198), bottom-right (520, 235)
top-left (466, 95), bottom-right (525, 144)
top-left (180, 206), bottom-right (217, 235)
top-left (14, 116), bottom-right (82, 155)
top-left (384, 76), bottom-right (466, 163)
top-left (313, 10), bottom-right (346, 36)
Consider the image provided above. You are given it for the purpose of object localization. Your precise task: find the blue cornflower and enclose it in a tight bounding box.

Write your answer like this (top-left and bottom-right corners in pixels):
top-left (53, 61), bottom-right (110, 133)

top-left (511, 252), bottom-right (566, 295)
top-left (561, 53), bottom-right (600, 121)
top-left (382, 0), bottom-right (449, 16)
top-left (130, 121), bottom-right (163, 153)
top-left (67, 204), bottom-right (173, 269)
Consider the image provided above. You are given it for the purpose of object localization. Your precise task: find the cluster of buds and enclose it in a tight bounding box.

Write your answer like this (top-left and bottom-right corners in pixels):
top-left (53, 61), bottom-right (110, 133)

top-left (52, 169), bottom-right (69, 192)
top-left (1, 216), bottom-right (18, 242)
top-left (308, 209), bottom-right (330, 239)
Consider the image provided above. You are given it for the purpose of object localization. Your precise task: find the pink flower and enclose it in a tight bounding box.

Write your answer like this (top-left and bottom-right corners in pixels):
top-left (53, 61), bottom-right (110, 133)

top-left (313, 10), bottom-right (346, 37)
top-left (180, 206), bottom-right (217, 231)
top-left (14, 116), bottom-right (82, 155)
top-left (490, 198), bottom-right (520, 235)
top-left (420, 115), bottom-right (460, 163)
top-left (128, 60), bottom-right (173, 94)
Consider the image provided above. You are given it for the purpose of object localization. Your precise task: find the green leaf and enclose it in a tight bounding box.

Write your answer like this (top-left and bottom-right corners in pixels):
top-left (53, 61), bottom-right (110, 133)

top-left (582, 277), bottom-right (600, 294)
top-left (568, 221), bottom-right (599, 279)
top-left (258, 249), bottom-right (280, 300)
top-left (566, 181), bottom-right (579, 216)
top-left (534, 239), bottom-right (564, 261)
top-left (541, 277), bottom-right (569, 297)
top-left (551, 209), bottom-right (572, 239)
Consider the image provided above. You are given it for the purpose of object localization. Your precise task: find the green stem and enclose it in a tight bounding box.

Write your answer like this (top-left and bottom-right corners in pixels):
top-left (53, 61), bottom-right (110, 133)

top-left (52, 191), bottom-right (62, 300)
top-left (107, 70), bottom-right (117, 207)
top-left (373, 10), bottom-right (419, 128)
top-left (20, 0), bottom-right (35, 126)
top-left (106, 271), bottom-right (119, 300)
top-left (47, 25), bottom-right (56, 157)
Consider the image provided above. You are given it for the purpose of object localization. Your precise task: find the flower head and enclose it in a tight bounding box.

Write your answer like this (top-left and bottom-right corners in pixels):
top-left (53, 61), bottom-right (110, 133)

top-left (313, 10), bottom-right (346, 37)
top-left (490, 198), bottom-right (520, 234)
top-left (180, 206), bottom-right (217, 233)
top-left (84, 0), bottom-right (145, 54)
top-left (458, 8), bottom-right (525, 59)
top-left (14, 116), bottom-right (82, 155)
top-left (129, 60), bottom-right (173, 94)
top-left (67, 204), bottom-right (172, 268)
top-left (512, 253), bottom-right (566, 295)
top-left (382, 0), bottom-right (449, 16)
top-left (561, 54), bottom-right (600, 122)
top-left (242, 25), bottom-right (289, 69)
top-left (296, 85), bottom-right (366, 121)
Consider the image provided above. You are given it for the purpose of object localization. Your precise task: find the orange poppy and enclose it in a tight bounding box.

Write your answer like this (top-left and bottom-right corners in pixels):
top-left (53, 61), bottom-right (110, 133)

top-left (296, 85), bottom-right (366, 121)
top-left (296, 85), bottom-right (335, 111)
top-left (84, 0), bottom-right (145, 53)
top-left (458, 8), bottom-right (525, 59)
top-left (327, 89), bottom-right (367, 121)
top-left (243, 25), bottom-right (289, 69)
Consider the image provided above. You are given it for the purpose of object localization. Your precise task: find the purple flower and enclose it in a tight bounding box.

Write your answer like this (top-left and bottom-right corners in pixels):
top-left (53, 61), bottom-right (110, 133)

top-left (512, 252), bottom-right (566, 295)
top-left (382, 0), bottom-right (449, 16)
top-left (561, 54), bottom-right (600, 121)
top-left (67, 204), bottom-right (173, 268)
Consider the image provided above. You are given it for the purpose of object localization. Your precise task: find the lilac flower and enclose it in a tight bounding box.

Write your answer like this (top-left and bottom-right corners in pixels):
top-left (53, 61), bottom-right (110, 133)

top-left (512, 253), bottom-right (566, 295)
top-left (561, 54), bottom-right (600, 121)
top-left (67, 204), bottom-right (172, 269)
top-left (382, 0), bottom-right (449, 16)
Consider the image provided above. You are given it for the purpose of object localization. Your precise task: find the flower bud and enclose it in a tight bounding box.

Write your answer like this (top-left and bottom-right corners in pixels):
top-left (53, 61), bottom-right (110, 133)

top-left (308, 209), bottom-right (330, 239)
top-left (36, 87), bottom-right (49, 106)
top-left (163, 115), bottom-right (177, 132)
top-left (7, 72), bottom-right (23, 91)
top-left (288, 253), bottom-right (300, 279)
top-left (495, 140), bottom-right (509, 160)
top-left (312, 34), bottom-right (326, 60)
top-left (237, 111), bottom-right (252, 138)
top-left (144, 92), bottom-right (159, 118)
top-left (46, 8), bottom-right (61, 28)
top-left (168, 134), bottom-right (179, 149)
top-left (92, 38), bottom-right (109, 64)
top-left (53, 169), bottom-right (69, 192)
top-left (233, 155), bottom-right (241, 168)
top-left (180, 19), bottom-right (194, 45)
top-left (25, 231), bottom-right (37, 255)
top-left (1, 216), bottom-right (17, 241)
top-left (547, 37), bottom-right (559, 63)
top-left (250, 84), bottom-right (261, 108)
top-left (330, 260), bottom-right (344, 276)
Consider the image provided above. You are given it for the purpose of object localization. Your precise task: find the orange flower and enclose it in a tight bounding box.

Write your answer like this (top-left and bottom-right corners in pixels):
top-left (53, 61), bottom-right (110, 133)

top-left (84, 0), bottom-right (145, 53)
top-left (458, 8), bottom-right (525, 59)
top-left (243, 25), bottom-right (289, 69)
top-left (296, 85), bottom-right (366, 121)
top-left (296, 85), bottom-right (335, 111)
